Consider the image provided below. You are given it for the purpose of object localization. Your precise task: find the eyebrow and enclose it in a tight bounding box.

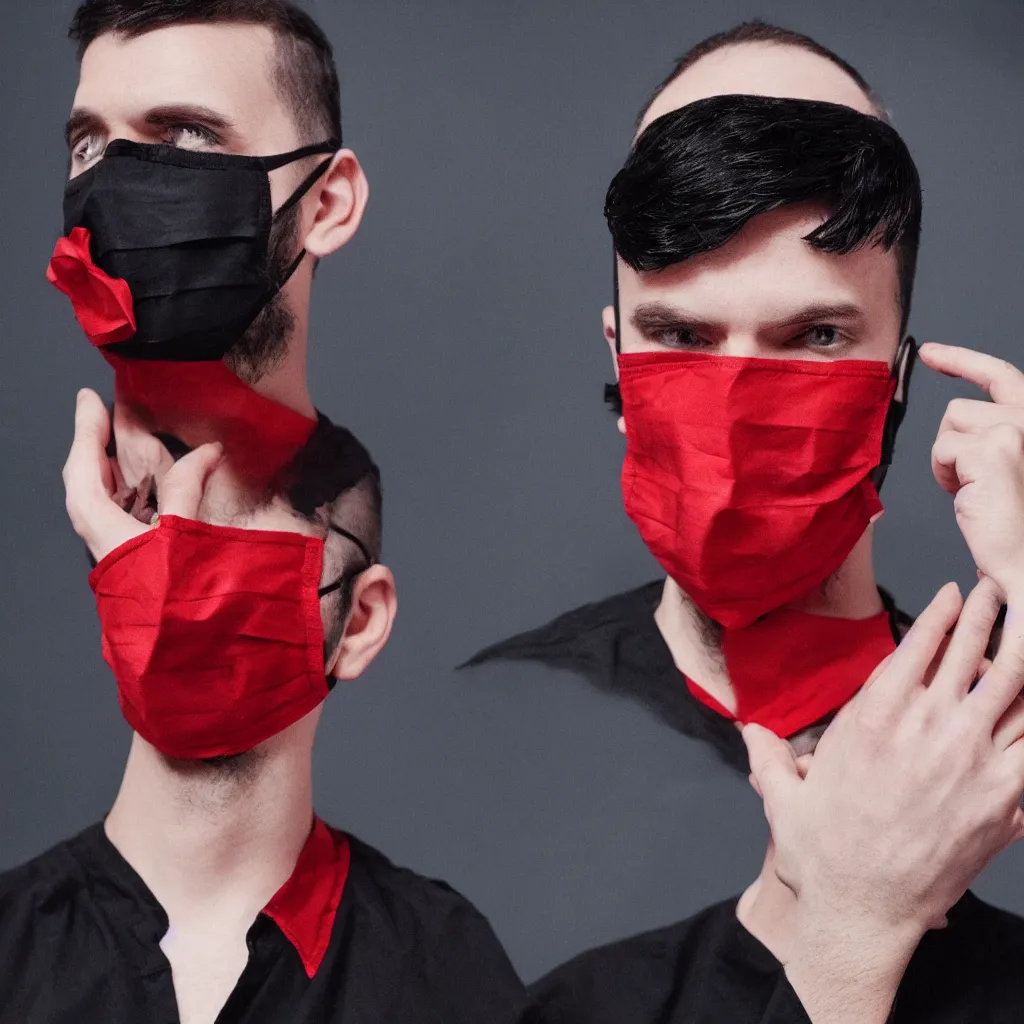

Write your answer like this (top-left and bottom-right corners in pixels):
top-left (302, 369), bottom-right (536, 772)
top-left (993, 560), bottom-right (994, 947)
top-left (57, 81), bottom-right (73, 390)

top-left (630, 300), bottom-right (867, 334)
top-left (631, 301), bottom-right (719, 334)
top-left (65, 103), bottom-right (238, 150)
top-left (764, 302), bottom-right (867, 330)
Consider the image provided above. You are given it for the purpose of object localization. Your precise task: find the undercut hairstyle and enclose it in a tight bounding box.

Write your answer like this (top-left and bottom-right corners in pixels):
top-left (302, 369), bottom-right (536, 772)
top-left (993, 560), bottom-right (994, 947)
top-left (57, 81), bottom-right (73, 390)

top-left (606, 94), bottom-right (922, 331)
top-left (68, 0), bottom-right (342, 143)
top-left (639, 19), bottom-right (886, 128)
top-left (279, 413), bottom-right (383, 654)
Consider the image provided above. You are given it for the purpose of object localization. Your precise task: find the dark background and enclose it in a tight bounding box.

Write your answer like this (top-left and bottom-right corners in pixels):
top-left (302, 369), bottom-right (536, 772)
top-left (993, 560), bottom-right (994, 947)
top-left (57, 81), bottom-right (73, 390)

top-left (2, 0), bottom-right (1022, 983)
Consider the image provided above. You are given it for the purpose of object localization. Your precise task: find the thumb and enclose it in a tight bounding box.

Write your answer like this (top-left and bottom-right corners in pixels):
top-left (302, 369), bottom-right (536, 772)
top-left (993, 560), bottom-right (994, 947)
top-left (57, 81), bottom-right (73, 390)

top-left (156, 443), bottom-right (223, 520)
top-left (743, 723), bottom-right (801, 827)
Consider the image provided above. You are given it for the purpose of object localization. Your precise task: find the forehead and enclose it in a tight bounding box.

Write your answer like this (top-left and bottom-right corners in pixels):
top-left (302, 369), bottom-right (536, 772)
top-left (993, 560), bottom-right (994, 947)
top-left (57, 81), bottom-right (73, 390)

top-left (621, 205), bottom-right (898, 314)
top-left (74, 22), bottom-right (299, 149)
top-left (640, 42), bottom-right (878, 132)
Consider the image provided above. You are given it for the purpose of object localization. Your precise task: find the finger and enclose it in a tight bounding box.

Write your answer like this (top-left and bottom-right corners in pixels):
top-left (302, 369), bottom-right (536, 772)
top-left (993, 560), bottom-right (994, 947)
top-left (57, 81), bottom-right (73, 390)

top-left (994, 696), bottom-right (1024, 750)
top-left (920, 344), bottom-right (1024, 405)
top-left (742, 723), bottom-right (800, 828)
top-left (939, 398), bottom-right (1024, 438)
top-left (931, 577), bottom-right (1003, 701)
top-left (112, 402), bottom-right (175, 490)
top-left (63, 389), bottom-right (114, 501)
top-left (156, 442), bottom-right (223, 519)
top-left (931, 429), bottom-right (971, 494)
top-left (63, 391), bottom-right (149, 560)
top-left (864, 583), bottom-right (963, 713)
top-left (972, 597), bottom-right (1024, 725)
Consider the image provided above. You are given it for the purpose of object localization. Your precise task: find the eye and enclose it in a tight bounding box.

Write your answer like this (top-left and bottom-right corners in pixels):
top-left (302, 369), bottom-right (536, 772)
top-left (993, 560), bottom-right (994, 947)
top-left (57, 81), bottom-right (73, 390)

top-left (70, 133), bottom-right (105, 170)
top-left (163, 123), bottom-right (220, 150)
top-left (800, 325), bottom-right (848, 349)
top-left (650, 326), bottom-right (709, 350)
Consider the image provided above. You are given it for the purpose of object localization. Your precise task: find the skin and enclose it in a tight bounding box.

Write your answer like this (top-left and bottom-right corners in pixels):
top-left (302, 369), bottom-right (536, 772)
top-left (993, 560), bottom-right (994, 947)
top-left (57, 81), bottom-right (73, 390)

top-left (607, 40), bottom-right (1024, 1023)
top-left (67, 22), bottom-right (369, 500)
top-left (63, 388), bottom-right (397, 1024)
top-left (615, 202), bottom-right (904, 710)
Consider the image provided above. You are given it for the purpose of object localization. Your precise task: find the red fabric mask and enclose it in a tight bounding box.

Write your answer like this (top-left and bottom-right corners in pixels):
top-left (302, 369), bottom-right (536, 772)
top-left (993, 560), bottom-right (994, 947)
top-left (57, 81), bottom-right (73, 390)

top-left (685, 608), bottom-right (897, 736)
top-left (47, 226), bottom-right (316, 488)
top-left (46, 227), bottom-right (136, 348)
top-left (89, 515), bottom-right (332, 760)
top-left (619, 351), bottom-right (896, 629)
top-left (106, 354), bottom-right (316, 488)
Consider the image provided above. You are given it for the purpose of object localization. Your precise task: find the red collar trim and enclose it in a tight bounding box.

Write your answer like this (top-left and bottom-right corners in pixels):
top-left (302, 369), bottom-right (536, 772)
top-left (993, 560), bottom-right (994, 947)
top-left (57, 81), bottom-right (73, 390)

top-left (262, 817), bottom-right (351, 978)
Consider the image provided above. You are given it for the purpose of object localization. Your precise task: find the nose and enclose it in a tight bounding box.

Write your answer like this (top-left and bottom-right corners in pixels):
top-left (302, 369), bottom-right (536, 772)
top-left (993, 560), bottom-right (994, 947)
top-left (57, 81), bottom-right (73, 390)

top-left (718, 336), bottom-right (763, 359)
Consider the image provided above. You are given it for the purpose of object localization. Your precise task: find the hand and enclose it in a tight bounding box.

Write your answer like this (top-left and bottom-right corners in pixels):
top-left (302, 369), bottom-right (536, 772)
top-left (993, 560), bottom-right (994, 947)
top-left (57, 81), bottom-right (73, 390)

top-left (63, 389), bottom-right (222, 562)
top-left (923, 343), bottom-right (1024, 600)
top-left (112, 400), bottom-right (175, 491)
top-left (744, 579), bottom-right (1024, 1022)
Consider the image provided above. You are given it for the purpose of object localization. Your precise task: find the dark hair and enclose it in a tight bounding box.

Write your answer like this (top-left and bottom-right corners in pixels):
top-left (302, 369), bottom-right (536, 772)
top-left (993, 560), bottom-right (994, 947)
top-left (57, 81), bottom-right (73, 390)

top-left (606, 94), bottom-right (922, 331)
top-left (639, 19), bottom-right (884, 128)
top-left (279, 413), bottom-right (382, 656)
top-left (68, 0), bottom-right (341, 143)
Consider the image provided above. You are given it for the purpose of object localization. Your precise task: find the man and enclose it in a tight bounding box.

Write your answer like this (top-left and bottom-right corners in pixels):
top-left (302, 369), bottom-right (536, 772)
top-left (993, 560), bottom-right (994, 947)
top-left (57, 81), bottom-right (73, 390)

top-left (15, 1), bottom-right (533, 1020)
top-left (471, 21), bottom-right (1024, 1021)
top-left (49, 0), bottom-right (373, 506)
top-left (465, 23), bottom-right (925, 767)
top-left (0, 390), bottom-right (530, 1024)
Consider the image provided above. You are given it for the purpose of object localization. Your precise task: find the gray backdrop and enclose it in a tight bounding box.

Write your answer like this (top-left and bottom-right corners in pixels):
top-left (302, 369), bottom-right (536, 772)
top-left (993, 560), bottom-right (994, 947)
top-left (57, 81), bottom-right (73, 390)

top-left (2, 0), bottom-right (1022, 984)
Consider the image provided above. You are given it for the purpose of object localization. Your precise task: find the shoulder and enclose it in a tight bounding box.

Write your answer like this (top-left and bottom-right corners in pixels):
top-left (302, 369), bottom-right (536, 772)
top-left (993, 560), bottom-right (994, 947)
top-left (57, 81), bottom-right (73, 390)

top-left (0, 831), bottom-right (87, 914)
top-left (344, 833), bottom-right (492, 935)
top-left (340, 833), bottom-right (529, 1020)
top-left (898, 892), bottom-right (1024, 1015)
top-left (530, 901), bottom-right (735, 1024)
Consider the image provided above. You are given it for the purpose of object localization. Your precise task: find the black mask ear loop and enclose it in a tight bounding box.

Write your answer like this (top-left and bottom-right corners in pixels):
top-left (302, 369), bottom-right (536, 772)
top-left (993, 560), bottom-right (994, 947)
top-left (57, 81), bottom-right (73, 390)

top-left (318, 525), bottom-right (375, 598)
top-left (318, 523), bottom-right (375, 691)
top-left (871, 335), bottom-right (918, 491)
top-left (260, 141), bottom-right (340, 292)
top-left (604, 247), bottom-right (625, 414)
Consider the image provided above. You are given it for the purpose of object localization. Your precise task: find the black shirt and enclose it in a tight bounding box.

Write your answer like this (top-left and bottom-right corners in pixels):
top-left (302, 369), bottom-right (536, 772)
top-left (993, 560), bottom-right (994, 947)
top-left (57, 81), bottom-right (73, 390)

top-left (531, 892), bottom-right (1024, 1024)
top-left (0, 818), bottom-right (531, 1024)
top-left (465, 581), bottom-right (913, 773)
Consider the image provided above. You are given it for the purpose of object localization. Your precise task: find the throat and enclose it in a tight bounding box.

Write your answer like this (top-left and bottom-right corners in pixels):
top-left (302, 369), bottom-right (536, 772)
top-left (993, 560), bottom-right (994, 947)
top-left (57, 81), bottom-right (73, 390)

top-left (654, 528), bottom-right (884, 718)
top-left (105, 732), bottom-right (314, 931)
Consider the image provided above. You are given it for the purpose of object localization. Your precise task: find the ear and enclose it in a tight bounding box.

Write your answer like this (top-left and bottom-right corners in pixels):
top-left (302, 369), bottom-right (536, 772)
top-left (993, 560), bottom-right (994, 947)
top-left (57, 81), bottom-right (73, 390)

top-left (302, 149), bottom-right (370, 260)
top-left (326, 564), bottom-right (396, 681)
top-left (602, 305), bottom-right (618, 373)
top-left (602, 306), bottom-right (626, 436)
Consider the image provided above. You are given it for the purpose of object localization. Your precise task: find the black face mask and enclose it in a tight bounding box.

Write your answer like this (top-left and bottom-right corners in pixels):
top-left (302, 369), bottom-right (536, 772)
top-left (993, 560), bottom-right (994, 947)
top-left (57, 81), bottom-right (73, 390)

top-left (61, 138), bottom-right (339, 361)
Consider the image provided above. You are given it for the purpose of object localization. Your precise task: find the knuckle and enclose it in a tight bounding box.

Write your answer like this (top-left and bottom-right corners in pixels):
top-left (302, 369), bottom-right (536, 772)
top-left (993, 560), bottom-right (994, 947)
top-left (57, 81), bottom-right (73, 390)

top-left (990, 423), bottom-right (1024, 455)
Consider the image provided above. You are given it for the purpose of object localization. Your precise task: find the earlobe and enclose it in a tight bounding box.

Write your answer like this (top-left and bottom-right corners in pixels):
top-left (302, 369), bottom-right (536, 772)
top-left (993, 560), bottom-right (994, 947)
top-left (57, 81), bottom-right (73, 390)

top-left (327, 565), bottom-right (396, 682)
top-left (602, 305), bottom-right (619, 376)
top-left (303, 150), bottom-right (370, 260)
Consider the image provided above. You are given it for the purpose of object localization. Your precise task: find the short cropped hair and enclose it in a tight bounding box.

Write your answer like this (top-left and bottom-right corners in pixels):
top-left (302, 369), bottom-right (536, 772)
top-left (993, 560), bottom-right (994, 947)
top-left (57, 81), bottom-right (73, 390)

top-left (606, 94), bottom-right (922, 331)
top-left (69, 0), bottom-right (342, 143)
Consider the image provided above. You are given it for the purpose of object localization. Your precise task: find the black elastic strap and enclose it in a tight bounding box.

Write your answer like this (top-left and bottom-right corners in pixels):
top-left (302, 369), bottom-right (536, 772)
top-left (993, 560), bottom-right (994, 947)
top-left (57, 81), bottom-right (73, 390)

top-left (257, 139), bottom-right (340, 172)
top-left (872, 335), bottom-right (918, 491)
top-left (317, 525), bottom-right (374, 598)
top-left (605, 247), bottom-right (624, 413)
top-left (273, 155), bottom-right (337, 222)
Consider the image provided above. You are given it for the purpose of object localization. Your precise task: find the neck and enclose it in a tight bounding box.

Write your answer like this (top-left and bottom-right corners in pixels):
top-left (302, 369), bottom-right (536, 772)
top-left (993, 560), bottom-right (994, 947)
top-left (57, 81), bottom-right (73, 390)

top-left (235, 269), bottom-right (317, 420)
top-left (105, 727), bottom-right (314, 929)
top-left (233, 325), bottom-right (316, 420)
top-left (655, 526), bottom-right (883, 713)
top-left (736, 841), bottom-right (797, 962)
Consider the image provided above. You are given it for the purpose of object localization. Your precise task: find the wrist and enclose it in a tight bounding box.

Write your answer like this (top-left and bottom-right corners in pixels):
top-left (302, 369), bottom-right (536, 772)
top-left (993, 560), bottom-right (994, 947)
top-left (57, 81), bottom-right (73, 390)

top-left (784, 911), bottom-right (921, 1024)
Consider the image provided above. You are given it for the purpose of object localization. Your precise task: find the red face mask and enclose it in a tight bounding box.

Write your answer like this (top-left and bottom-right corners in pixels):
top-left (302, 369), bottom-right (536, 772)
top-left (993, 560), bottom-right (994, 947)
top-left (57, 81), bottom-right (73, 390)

top-left (619, 351), bottom-right (896, 630)
top-left (89, 515), bottom-right (368, 760)
top-left (684, 608), bottom-right (898, 736)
